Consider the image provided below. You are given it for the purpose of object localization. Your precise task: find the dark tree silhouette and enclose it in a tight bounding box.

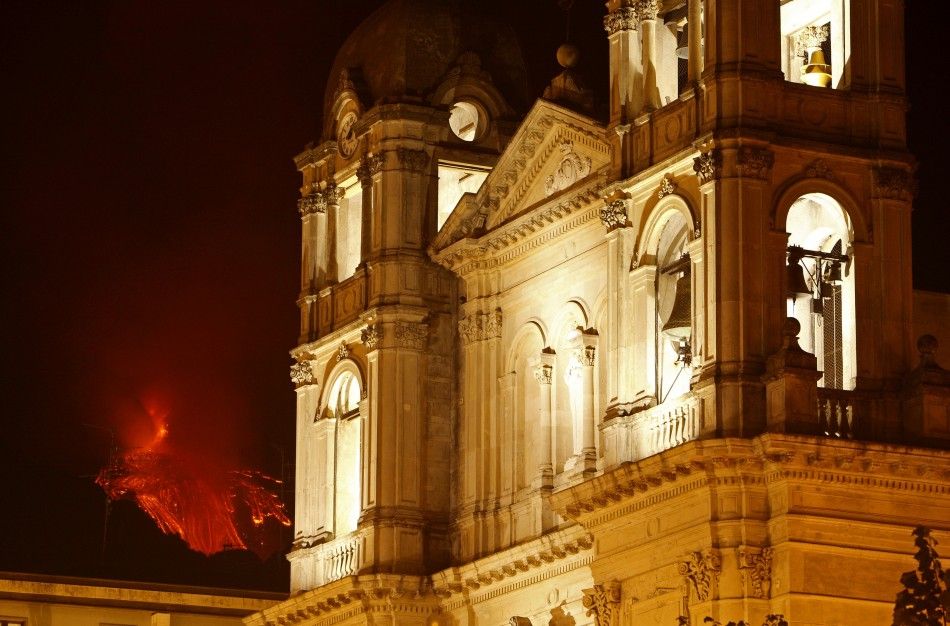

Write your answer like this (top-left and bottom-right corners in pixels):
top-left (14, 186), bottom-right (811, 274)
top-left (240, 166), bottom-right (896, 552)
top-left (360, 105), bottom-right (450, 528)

top-left (893, 526), bottom-right (950, 626)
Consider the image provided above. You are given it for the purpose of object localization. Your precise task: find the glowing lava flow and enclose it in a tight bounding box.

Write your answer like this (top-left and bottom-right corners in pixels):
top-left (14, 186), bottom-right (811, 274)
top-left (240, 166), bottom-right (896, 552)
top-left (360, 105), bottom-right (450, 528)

top-left (96, 422), bottom-right (290, 558)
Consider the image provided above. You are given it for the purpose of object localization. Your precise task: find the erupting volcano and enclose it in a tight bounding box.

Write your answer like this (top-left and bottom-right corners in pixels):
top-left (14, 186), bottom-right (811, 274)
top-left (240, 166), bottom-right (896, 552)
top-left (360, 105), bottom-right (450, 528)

top-left (96, 413), bottom-right (291, 558)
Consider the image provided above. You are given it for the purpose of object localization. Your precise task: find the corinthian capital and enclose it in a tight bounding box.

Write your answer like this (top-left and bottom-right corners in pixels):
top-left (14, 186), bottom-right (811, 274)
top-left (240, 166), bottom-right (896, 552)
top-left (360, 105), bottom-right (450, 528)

top-left (357, 152), bottom-right (385, 184)
top-left (795, 24), bottom-right (830, 53)
top-left (297, 192), bottom-right (327, 217)
top-left (693, 149), bottom-right (721, 185)
top-left (604, 7), bottom-right (638, 35)
top-left (636, 0), bottom-right (659, 21)
top-left (582, 582), bottom-right (621, 626)
top-left (534, 364), bottom-right (553, 386)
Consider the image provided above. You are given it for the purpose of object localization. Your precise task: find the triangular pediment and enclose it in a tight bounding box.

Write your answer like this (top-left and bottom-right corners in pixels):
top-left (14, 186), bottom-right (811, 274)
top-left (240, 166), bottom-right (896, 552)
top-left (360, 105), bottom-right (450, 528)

top-left (431, 100), bottom-right (609, 254)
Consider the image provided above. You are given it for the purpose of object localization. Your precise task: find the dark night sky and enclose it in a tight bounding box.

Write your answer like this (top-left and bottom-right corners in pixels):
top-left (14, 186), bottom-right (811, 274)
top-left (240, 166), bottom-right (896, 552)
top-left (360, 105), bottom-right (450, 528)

top-left (0, 1), bottom-right (946, 592)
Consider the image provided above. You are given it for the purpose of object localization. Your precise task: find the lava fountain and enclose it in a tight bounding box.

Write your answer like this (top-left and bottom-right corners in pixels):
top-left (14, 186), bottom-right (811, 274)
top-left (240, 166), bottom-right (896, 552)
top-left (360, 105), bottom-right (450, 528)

top-left (96, 417), bottom-right (290, 558)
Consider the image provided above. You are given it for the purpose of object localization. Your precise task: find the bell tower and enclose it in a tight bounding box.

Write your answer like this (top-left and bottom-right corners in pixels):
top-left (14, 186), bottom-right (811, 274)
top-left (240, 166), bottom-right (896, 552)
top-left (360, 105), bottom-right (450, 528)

top-left (286, 0), bottom-right (527, 594)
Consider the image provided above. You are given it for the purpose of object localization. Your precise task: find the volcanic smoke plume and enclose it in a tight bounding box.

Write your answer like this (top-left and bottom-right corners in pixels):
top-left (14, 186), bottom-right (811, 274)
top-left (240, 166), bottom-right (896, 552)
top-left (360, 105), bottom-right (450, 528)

top-left (96, 421), bottom-right (290, 558)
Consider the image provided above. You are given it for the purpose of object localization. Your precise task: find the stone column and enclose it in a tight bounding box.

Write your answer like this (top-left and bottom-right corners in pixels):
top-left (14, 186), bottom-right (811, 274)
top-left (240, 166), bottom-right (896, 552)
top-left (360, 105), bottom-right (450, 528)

top-left (687, 0), bottom-right (703, 82)
top-left (356, 153), bottom-right (383, 267)
top-left (324, 181), bottom-right (343, 281)
top-left (297, 191), bottom-right (328, 342)
top-left (535, 350), bottom-right (556, 485)
top-left (578, 330), bottom-right (599, 472)
top-left (604, 3), bottom-right (643, 125)
top-left (639, 0), bottom-right (661, 111)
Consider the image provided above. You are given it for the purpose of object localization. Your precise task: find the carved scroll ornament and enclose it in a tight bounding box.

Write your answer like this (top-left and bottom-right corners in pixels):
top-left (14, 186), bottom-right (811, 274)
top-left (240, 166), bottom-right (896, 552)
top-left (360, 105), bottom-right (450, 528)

top-left (582, 582), bottom-right (621, 626)
top-left (737, 547), bottom-right (773, 599)
top-left (458, 309), bottom-right (503, 345)
top-left (693, 150), bottom-right (721, 184)
top-left (290, 361), bottom-right (314, 386)
top-left (600, 199), bottom-right (628, 231)
top-left (545, 142), bottom-right (592, 197)
top-left (678, 550), bottom-right (722, 602)
top-left (361, 324), bottom-right (380, 351)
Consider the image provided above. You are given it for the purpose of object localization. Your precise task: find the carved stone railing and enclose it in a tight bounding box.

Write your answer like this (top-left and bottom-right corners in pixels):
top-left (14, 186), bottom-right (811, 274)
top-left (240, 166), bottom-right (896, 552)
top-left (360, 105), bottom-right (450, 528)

top-left (602, 394), bottom-right (704, 465)
top-left (315, 270), bottom-right (367, 340)
top-left (639, 395), bottom-right (703, 458)
top-left (322, 534), bottom-right (362, 584)
top-left (816, 387), bottom-right (857, 439)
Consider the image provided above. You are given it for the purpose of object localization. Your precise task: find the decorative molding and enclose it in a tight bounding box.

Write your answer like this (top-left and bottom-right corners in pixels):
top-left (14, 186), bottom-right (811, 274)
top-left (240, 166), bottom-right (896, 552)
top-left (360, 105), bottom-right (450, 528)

top-left (737, 546), bottom-right (773, 599)
top-left (356, 152), bottom-right (385, 184)
top-left (323, 182), bottom-right (345, 205)
top-left (290, 361), bottom-right (314, 386)
top-left (804, 158), bottom-right (835, 180)
top-left (678, 549), bottom-right (721, 602)
top-left (396, 148), bottom-right (430, 173)
top-left (737, 147), bottom-right (775, 180)
top-left (551, 436), bottom-right (950, 527)
top-left (395, 321), bottom-right (429, 350)
top-left (534, 364), bottom-right (553, 386)
top-left (658, 175), bottom-right (676, 198)
top-left (603, 7), bottom-right (639, 34)
top-left (360, 324), bottom-right (380, 351)
top-left (636, 0), bottom-right (660, 21)
top-left (297, 192), bottom-right (327, 217)
top-left (582, 581), bottom-right (621, 626)
top-left (693, 150), bottom-right (721, 185)
top-left (337, 342), bottom-right (350, 362)
top-left (430, 529), bottom-right (593, 601)
top-left (452, 211), bottom-right (488, 241)
top-left (458, 309), bottom-right (503, 345)
top-left (872, 166), bottom-right (914, 201)
top-left (600, 199), bottom-right (628, 231)
top-left (482, 110), bottom-right (608, 227)
top-left (545, 142), bottom-right (593, 197)
top-left (433, 179), bottom-right (605, 274)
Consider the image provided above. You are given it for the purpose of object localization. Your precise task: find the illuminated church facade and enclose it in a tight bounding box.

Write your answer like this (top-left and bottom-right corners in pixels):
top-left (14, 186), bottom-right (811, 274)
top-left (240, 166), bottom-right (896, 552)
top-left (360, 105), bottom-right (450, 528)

top-left (248, 1), bottom-right (950, 625)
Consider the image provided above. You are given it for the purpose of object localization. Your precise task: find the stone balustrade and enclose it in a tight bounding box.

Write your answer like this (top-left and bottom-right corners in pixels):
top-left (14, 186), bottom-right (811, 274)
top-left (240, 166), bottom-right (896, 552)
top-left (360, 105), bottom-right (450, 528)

top-left (816, 388), bottom-right (856, 439)
top-left (602, 394), bottom-right (704, 465)
top-left (323, 534), bottom-right (362, 584)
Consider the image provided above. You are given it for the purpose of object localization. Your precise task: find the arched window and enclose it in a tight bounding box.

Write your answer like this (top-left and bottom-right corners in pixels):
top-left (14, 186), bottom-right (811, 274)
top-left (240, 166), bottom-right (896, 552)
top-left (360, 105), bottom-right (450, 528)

top-left (325, 370), bottom-right (360, 419)
top-left (785, 192), bottom-right (855, 389)
top-left (654, 214), bottom-right (693, 404)
top-left (322, 367), bottom-right (363, 535)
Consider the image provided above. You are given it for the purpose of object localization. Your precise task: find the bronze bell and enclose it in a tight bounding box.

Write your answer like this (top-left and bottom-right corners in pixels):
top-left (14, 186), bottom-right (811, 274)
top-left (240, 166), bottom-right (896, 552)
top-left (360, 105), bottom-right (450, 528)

top-left (802, 48), bottom-right (832, 88)
top-left (662, 272), bottom-right (692, 340)
top-left (786, 254), bottom-right (811, 298)
top-left (824, 261), bottom-right (842, 285)
top-left (676, 28), bottom-right (689, 60)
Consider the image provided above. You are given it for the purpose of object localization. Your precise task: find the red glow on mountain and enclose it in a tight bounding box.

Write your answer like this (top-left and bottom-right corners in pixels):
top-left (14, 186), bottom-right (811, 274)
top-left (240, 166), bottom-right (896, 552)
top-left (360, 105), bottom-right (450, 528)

top-left (96, 414), bottom-right (290, 558)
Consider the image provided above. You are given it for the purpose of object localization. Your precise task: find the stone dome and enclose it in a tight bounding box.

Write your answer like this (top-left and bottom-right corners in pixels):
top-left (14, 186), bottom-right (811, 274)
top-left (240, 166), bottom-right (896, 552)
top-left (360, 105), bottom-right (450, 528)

top-left (325, 0), bottom-right (528, 117)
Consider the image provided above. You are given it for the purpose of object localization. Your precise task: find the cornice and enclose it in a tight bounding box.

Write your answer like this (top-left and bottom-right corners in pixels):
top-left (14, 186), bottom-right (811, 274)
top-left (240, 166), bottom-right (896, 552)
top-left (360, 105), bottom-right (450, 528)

top-left (244, 575), bottom-right (440, 626)
top-left (429, 524), bottom-right (594, 608)
top-left (431, 174), bottom-right (607, 276)
top-left (246, 530), bottom-right (593, 625)
top-left (295, 141), bottom-right (338, 171)
top-left (550, 435), bottom-right (950, 527)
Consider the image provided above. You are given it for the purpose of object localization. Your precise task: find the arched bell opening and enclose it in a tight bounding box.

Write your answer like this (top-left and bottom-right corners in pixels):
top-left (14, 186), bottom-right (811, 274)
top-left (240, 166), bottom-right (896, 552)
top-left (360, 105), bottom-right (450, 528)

top-left (785, 192), bottom-right (856, 390)
top-left (653, 213), bottom-right (693, 404)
